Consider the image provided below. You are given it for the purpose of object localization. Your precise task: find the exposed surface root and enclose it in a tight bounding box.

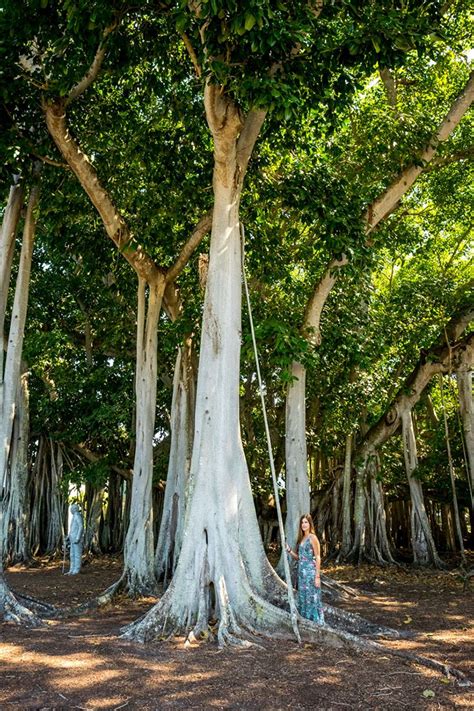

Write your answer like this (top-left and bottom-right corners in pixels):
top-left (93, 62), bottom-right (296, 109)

top-left (323, 602), bottom-right (411, 639)
top-left (321, 573), bottom-right (359, 600)
top-left (46, 575), bottom-right (129, 619)
top-left (120, 571), bottom-right (469, 687)
top-left (0, 576), bottom-right (44, 626)
top-left (16, 591), bottom-right (57, 615)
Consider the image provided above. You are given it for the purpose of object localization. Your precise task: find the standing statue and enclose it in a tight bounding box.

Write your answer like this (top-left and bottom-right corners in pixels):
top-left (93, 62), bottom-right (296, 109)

top-left (65, 503), bottom-right (84, 575)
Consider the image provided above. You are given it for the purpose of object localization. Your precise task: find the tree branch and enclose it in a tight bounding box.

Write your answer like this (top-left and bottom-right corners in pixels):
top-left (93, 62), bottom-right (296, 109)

top-left (365, 70), bottom-right (474, 232)
top-left (236, 109), bottom-right (267, 181)
top-left (379, 67), bottom-right (397, 111)
top-left (357, 312), bottom-right (474, 460)
top-left (302, 255), bottom-right (349, 345)
top-left (65, 22), bottom-right (118, 105)
top-left (180, 31), bottom-right (202, 78)
top-left (43, 99), bottom-right (163, 285)
top-left (165, 211), bottom-right (212, 285)
top-left (422, 145), bottom-right (474, 172)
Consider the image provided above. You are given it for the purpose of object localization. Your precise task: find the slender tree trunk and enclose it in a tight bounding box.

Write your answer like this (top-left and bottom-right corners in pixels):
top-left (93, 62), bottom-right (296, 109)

top-left (439, 376), bottom-right (466, 562)
top-left (3, 372), bottom-right (30, 564)
top-left (1, 184), bottom-right (38, 491)
top-left (339, 433), bottom-right (352, 558)
top-left (441, 504), bottom-right (456, 551)
top-left (123, 277), bottom-right (164, 595)
top-left (347, 458), bottom-right (368, 563)
top-left (457, 370), bottom-right (474, 500)
top-left (84, 484), bottom-right (104, 554)
top-left (155, 336), bottom-right (196, 584)
top-left (401, 410), bottom-right (443, 566)
top-left (277, 361), bottom-right (310, 574)
top-left (367, 460), bottom-right (395, 564)
top-left (0, 183), bottom-right (24, 388)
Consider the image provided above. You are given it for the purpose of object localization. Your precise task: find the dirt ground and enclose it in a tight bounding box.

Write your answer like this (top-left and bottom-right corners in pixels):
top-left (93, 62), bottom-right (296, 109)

top-left (1, 556), bottom-right (472, 710)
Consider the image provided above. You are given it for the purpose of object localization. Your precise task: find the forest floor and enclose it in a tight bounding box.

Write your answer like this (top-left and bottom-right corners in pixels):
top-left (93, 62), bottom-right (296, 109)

top-left (0, 555), bottom-right (473, 710)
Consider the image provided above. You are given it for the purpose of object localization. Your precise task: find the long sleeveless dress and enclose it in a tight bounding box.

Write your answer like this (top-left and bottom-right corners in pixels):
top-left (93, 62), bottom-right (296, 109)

top-left (297, 537), bottom-right (324, 624)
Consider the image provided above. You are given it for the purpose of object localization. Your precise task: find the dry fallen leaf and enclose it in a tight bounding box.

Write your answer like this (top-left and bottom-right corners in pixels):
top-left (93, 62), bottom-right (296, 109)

top-left (422, 689), bottom-right (435, 698)
top-left (403, 616), bottom-right (412, 624)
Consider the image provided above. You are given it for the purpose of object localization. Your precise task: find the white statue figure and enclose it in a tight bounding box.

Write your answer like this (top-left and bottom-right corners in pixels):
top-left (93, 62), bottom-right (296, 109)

top-left (65, 503), bottom-right (84, 575)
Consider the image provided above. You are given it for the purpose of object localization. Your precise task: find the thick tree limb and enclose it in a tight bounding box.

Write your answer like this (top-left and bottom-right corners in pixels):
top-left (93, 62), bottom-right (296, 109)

top-left (365, 70), bottom-right (474, 232)
top-left (166, 211), bottom-right (212, 285)
top-left (357, 312), bottom-right (474, 461)
top-left (43, 100), bottom-right (163, 285)
top-left (71, 443), bottom-right (133, 482)
top-left (236, 109), bottom-right (267, 181)
top-left (180, 31), bottom-right (202, 78)
top-left (302, 255), bottom-right (349, 345)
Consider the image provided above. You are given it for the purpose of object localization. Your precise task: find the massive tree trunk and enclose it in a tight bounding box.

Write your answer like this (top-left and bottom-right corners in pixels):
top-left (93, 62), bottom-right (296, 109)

top-left (347, 458), bottom-right (367, 563)
top-left (124, 91), bottom-right (378, 648)
top-left (155, 336), bottom-right (196, 585)
top-left (124, 90), bottom-right (281, 641)
top-left (457, 369), bottom-right (474, 500)
top-left (367, 467), bottom-right (395, 564)
top-left (401, 410), bottom-right (443, 566)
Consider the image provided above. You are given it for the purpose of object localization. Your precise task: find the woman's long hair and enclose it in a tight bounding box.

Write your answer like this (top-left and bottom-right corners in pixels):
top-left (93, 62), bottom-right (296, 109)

top-left (296, 513), bottom-right (315, 546)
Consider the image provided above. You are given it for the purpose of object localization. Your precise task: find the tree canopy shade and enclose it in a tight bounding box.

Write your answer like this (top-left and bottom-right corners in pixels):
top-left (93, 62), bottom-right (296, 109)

top-left (0, 0), bottom-right (473, 672)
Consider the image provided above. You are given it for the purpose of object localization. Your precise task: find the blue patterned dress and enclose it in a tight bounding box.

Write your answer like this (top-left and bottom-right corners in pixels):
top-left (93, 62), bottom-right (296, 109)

top-left (297, 537), bottom-right (324, 624)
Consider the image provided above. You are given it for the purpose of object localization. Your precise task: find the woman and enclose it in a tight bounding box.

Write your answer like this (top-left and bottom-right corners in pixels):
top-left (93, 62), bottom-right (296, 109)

top-left (286, 513), bottom-right (324, 624)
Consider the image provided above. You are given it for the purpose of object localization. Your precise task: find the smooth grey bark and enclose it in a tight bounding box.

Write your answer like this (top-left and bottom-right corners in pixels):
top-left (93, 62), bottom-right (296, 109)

top-left (277, 361), bottom-right (310, 575)
top-left (1, 184), bottom-right (38, 491)
top-left (340, 433), bottom-right (353, 558)
top-left (439, 376), bottom-right (466, 563)
top-left (155, 337), bottom-right (196, 584)
top-left (3, 372), bottom-right (30, 564)
top-left (123, 278), bottom-right (164, 595)
top-left (0, 183), bottom-right (24, 388)
top-left (401, 410), bottom-right (443, 566)
top-left (348, 458), bottom-right (367, 563)
top-left (457, 370), bottom-right (474, 500)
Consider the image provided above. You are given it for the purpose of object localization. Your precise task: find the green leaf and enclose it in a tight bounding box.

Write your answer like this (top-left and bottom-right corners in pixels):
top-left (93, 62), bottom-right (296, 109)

top-left (244, 14), bottom-right (256, 31)
top-left (371, 37), bottom-right (381, 53)
top-left (422, 690), bottom-right (435, 698)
